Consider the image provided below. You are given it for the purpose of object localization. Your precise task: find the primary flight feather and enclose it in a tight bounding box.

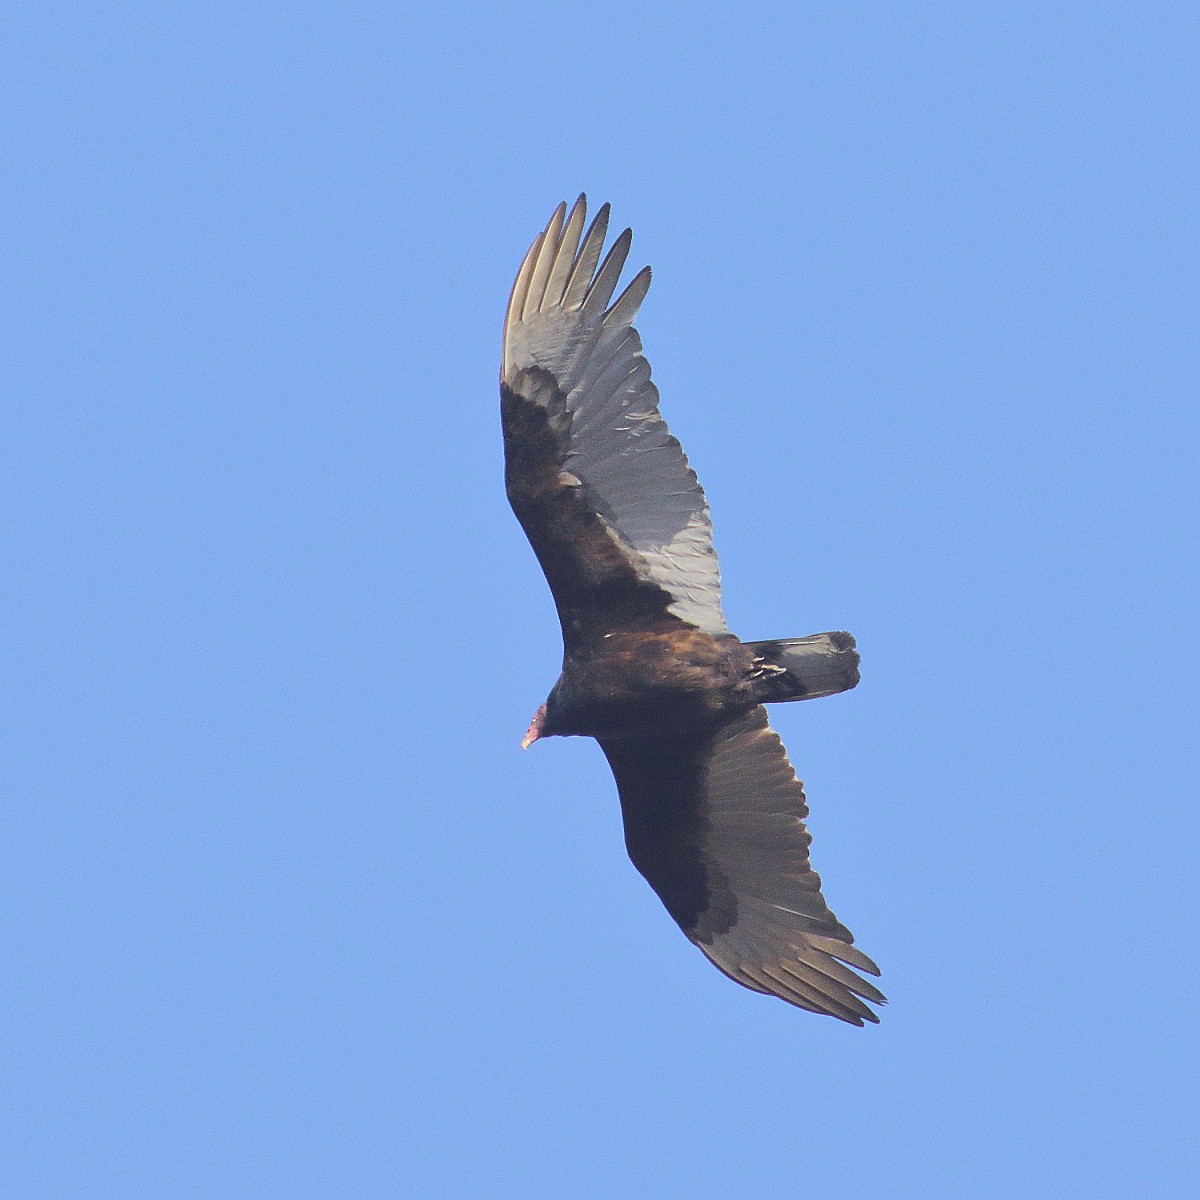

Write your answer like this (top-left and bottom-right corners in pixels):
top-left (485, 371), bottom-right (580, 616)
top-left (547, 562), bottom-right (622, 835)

top-left (501, 197), bottom-right (883, 1025)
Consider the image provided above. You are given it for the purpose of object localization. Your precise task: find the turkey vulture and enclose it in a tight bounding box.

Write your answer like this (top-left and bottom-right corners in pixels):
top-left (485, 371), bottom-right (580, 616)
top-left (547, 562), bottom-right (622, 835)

top-left (501, 197), bottom-right (883, 1025)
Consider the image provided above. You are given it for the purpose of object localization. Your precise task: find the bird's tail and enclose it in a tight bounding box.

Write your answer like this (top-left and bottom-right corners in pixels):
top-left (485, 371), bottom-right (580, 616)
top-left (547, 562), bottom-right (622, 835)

top-left (745, 632), bottom-right (860, 704)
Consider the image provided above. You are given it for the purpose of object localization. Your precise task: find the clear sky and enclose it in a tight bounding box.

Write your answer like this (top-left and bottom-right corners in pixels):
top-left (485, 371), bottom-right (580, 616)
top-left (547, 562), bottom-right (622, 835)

top-left (5, 4), bottom-right (1197, 1197)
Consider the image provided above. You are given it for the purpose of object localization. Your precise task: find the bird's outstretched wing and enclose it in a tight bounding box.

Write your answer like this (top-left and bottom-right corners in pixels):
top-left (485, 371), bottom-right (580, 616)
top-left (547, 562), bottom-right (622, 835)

top-left (501, 196), bottom-right (726, 651)
top-left (600, 707), bottom-right (884, 1025)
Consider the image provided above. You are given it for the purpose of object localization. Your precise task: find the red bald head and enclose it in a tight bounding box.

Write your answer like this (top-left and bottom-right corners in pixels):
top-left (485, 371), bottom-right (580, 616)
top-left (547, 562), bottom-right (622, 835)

top-left (520, 703), bottom-right (547, 749)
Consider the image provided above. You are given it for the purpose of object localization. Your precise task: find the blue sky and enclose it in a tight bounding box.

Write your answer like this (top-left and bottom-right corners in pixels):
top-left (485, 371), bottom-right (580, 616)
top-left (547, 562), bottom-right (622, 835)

top-left (4, 4), bottom-right (1197, 1196)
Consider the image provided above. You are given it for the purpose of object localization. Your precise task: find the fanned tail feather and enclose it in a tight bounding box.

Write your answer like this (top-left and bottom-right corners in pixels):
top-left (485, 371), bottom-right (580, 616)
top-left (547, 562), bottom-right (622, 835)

top-left (747, 632), bottom-right (860, 703)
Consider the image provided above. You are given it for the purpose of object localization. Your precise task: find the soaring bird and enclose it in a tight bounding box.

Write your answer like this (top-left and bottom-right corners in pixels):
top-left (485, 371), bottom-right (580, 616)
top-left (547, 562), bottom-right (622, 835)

top-left (501, 197), bottom-right (883, 1025)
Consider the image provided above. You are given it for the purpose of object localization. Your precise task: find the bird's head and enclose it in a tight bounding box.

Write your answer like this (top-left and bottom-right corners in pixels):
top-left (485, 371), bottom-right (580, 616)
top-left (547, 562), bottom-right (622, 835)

top-left (520, 702), bottom-right (547, 749)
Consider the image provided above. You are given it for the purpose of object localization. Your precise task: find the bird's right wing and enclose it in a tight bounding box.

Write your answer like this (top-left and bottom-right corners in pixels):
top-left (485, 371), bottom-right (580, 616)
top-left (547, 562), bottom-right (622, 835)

top-left (600, 707), bottom-right (884, 1025)
top-left (501, 197), bottom-right (727, 650)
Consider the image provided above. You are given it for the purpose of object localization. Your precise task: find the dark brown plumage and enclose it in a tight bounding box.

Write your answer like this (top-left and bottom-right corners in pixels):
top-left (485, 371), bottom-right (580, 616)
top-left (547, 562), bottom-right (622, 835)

top-left (502, 197), bottom-right (883, 1025)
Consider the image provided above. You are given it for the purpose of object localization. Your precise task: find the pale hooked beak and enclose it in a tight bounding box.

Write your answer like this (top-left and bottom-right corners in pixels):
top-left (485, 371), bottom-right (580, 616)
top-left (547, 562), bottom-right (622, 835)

top-left (520, 703), bottom-right (546, 750)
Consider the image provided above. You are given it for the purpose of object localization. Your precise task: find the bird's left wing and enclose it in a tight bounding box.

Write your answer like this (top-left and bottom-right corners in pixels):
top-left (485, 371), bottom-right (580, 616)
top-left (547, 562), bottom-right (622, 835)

top-left (501, 196), bottom-right (727, 650)
top-left (600, 707), bottom-right (884, 1025)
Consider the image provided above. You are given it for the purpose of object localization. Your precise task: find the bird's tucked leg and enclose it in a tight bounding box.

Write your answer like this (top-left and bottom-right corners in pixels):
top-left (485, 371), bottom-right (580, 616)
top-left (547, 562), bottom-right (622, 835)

top-left (749, 658), bottom-right (788, 679)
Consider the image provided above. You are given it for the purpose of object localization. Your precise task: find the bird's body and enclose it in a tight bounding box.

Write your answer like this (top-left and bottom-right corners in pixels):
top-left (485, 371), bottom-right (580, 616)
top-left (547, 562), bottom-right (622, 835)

top-left (501, 198), bottom-right (883, 1025)
top-left (540, 627), bottom-right (757, 740)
